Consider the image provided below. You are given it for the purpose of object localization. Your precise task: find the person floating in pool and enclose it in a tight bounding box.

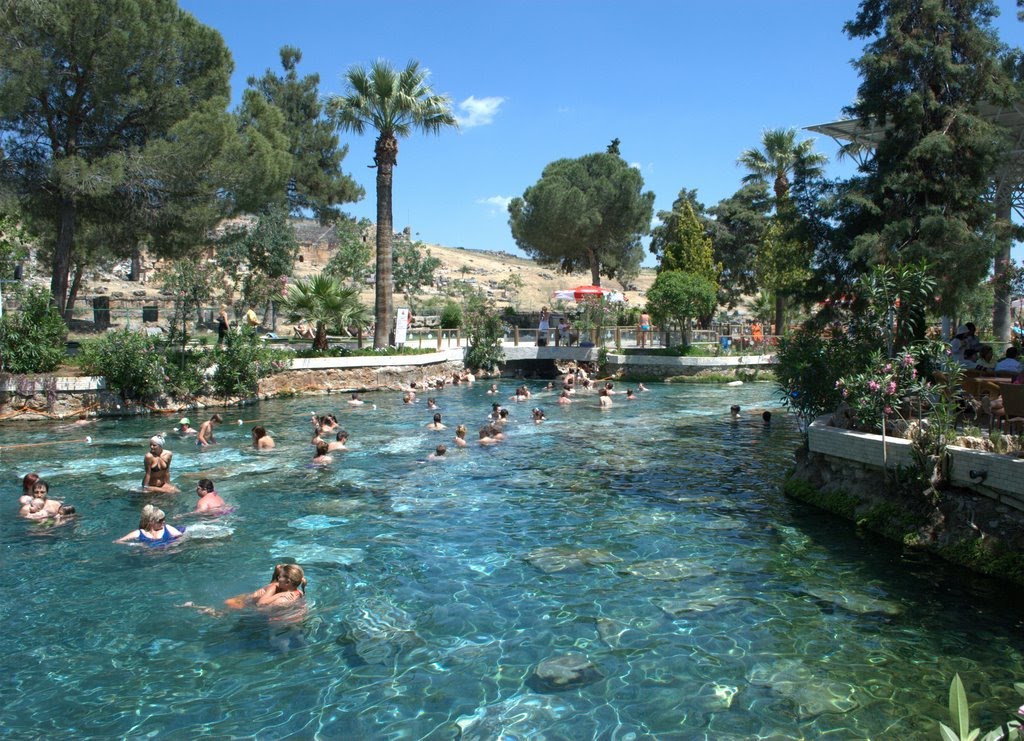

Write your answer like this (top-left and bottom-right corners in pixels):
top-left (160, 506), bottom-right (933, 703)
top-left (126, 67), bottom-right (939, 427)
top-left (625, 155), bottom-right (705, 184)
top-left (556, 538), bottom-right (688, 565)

top-left (197, 413), bottom-right (223, 447)
top-left (116, 504), bottom-right (184, 545)
top-left (558, 390), bottom-right (573, 405)
top-left (182, 563), bottom-right (307, 621)
top-left (453, 424), bottom-right (468, 448)
top-left (348, 393), bottom-right (365, 406)
top-left (427, 444), bottom-right (448, 461)
top-left (426, 413), bottom-right (446, 431)
top-left (142, 436), bottom-right (178, 493)
top-left (194, 478), bottom-right (226, 514)
top-left (598, 388), bottom-right (613, 409)
top-left (730, 405), bottom-right (741, 420)
top-left (531, 407), bottom-right (546, 424)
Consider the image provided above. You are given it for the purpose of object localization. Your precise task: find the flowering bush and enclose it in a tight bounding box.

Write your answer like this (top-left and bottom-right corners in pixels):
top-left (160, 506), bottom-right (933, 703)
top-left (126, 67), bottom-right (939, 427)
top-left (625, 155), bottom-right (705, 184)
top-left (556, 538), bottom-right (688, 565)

top-left (836, 350), bottom-right (926, 432)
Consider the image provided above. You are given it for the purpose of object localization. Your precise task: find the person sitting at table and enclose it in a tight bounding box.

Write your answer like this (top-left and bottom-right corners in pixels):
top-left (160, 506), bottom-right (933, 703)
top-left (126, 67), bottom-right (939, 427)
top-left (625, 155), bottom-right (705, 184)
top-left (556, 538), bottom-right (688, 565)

top-left (960, 347), bottom-right (980, 370)
top-left (995, 346), bottom-right (1023, 375)
top-left (976, 345), bottom-right (996, 372)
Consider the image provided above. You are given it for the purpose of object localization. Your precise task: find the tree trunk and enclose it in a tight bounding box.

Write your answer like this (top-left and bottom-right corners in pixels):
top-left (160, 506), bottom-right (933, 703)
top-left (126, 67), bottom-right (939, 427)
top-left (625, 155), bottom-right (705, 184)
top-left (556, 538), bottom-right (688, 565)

top-left (774, 294), bottom-right (785, 337)
top-left (65, 258), bottom-right (84, 323)
top-left (992, 179), bottom-right (1013, 343)
top-left (51, 196), bottom-right (75, 319)
top-left (314, 322), bottom-right (328, 351)
top-left (374, 134), bottom-right (398, 349)
top-left (129, 246), bottom-right (142, 282)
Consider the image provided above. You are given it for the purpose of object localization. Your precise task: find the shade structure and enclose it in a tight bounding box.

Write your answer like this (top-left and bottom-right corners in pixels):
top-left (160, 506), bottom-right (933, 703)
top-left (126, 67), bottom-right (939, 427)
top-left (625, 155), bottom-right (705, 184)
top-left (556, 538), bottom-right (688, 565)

top-left (552, 285), bottom-right (626, 303)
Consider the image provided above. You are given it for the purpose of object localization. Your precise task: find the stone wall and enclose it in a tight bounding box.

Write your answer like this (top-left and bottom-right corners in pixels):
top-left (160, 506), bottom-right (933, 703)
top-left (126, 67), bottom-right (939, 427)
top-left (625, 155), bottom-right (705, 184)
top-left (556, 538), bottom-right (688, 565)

top-left (789, 418), bottom-right (1024, 585)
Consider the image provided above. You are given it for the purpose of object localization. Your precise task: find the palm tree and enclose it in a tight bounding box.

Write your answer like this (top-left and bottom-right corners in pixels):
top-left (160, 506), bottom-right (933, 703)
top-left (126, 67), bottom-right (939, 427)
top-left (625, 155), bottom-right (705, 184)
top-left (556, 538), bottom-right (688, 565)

top-left (281, 273), bottom-right (371, 350)
top-left (738, 128), bottom-right (826, 335)
top-left (329, 60), bottom-right (457, 349)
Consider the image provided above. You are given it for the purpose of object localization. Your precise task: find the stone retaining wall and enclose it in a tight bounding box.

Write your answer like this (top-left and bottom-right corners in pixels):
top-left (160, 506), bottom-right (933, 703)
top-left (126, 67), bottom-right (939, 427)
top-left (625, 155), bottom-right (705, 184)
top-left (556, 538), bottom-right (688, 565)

top-left (791, 417), bottom-right (1024, 585)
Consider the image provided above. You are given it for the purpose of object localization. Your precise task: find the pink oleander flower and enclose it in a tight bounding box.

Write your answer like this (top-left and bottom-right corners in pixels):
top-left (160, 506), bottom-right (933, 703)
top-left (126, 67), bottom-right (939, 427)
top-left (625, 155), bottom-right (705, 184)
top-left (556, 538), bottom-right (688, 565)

top-left (1017, 704), bottom-right (1024, 718)
top-left (842, 389), bottom-right (849, 399)
top-left (911, 369), bottom-right (917, 379)
top-left (835, 380), bottom-right (844, 388)
top-left (901, 355), bottom-right (914, 367)
top-left (884, 363), bottom-right (892, 372)
top-left (887, 381), bottom-right (897, 395)
top-left (884, 406), bottom-right (892, 415)
top-left (868, 380), bottom-right (880, 392)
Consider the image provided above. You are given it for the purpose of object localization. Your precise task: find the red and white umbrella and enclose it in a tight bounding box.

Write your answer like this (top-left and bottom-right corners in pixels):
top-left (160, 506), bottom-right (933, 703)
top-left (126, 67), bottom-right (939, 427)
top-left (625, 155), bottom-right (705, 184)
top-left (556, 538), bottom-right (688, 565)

top-left (552, 285), bottom-right (627, 303)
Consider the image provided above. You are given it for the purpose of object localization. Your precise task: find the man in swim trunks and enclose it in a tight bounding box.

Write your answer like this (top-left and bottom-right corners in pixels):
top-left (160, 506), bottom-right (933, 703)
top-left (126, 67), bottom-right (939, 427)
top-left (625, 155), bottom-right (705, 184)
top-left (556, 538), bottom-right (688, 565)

top-left (143, 436), bottom-right (178, 493)
top-left (639, 312), bottom-right (651, 348)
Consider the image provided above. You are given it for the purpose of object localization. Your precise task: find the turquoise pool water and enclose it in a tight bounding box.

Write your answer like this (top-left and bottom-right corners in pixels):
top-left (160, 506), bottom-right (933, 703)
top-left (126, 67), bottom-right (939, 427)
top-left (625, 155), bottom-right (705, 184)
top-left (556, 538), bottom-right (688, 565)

top-left (2, 381), bottom-right (1023, 738)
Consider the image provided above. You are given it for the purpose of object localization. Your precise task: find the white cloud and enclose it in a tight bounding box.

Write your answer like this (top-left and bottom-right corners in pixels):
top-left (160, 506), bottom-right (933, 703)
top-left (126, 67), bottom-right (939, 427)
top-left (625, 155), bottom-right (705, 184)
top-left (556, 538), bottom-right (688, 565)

top-left (477, 195), bottom-right (513, 215)
top-left (630, 161), bottom-right (642, 170)
top-left (456, 96), bottom-right (505, 128)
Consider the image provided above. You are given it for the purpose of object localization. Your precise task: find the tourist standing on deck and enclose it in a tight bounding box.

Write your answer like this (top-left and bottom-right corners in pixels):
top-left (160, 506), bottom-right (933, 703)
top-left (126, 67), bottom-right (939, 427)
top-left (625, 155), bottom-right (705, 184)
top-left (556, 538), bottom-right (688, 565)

top-left (538, 307), bottom-right (550, 347)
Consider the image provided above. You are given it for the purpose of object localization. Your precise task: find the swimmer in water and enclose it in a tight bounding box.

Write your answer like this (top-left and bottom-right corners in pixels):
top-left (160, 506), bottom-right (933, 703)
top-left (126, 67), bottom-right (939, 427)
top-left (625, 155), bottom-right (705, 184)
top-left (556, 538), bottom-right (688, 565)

top-left (426, 413), bottom-right (447, 430)
top-left (194, 478), bottom-right (227, 514)
top-left (252, 425), bottom-right (275, 450)
top-left (348, 393), bottom-right (365, 406)
top-left (427, 444), bottom-right (448, 461)
top-left (327, 430), bottom-right (349, 452)
top-left (197, 413), bottom-right (223, 447)
top-left (116, 504), bottom-right (185, 544)
top-left (142, 436), bottom-right (178, 493)
top-left (311, 440), bottom-right (333, 465)
top-left (730, 405), bottom-right (741, 420)
top-left (453, 424), bottom-right (468, 448)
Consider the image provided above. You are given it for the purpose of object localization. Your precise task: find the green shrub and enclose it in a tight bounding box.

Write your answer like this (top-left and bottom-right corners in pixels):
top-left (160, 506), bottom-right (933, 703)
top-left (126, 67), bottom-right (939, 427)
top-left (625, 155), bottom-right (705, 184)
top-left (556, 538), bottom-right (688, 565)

top-left (440, 301), bottom-right (462, 329)
top-left (163, 348), bottom-right (211, 400)
top-left (0, 286), bottom-right (68, 373)
top-left (79, 328), bottom-right (164, 400)
top-left (210, 329), bottom-right (289, 398)
top-left (774, 326), bottom-right (876, 427)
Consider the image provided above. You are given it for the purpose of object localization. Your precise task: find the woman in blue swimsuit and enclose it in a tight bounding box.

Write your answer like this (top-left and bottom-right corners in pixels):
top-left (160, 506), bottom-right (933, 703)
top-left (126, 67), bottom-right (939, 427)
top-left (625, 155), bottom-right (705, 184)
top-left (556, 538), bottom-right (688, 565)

top-left (115, 504), bottom-right (185, 545)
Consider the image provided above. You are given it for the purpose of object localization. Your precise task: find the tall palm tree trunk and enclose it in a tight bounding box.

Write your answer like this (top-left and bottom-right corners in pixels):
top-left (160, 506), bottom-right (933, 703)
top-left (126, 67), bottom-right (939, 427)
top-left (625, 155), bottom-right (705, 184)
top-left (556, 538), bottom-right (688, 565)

top-left (374, 136), bottom-right (397, 348)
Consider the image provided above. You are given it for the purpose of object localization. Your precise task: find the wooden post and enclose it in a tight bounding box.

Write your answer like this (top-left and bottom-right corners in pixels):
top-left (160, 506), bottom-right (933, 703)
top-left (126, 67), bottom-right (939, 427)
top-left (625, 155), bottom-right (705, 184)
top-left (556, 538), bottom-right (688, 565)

top-left (514, 326), bottom-right (520, 347)
top-left (437, 331), bottom-right (442, 351)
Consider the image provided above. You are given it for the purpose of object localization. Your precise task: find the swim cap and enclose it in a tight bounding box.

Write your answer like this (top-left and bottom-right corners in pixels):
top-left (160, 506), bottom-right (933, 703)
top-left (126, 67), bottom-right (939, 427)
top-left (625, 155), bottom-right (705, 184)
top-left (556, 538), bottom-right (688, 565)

top-left (150, 435), bottom-right (165, 447)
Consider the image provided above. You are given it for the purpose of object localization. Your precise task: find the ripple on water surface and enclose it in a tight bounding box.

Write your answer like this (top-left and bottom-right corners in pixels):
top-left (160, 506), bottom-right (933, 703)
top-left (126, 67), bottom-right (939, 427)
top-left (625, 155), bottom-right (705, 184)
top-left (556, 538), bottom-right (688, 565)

top-left (3, 382), bottom-right (1024, 737)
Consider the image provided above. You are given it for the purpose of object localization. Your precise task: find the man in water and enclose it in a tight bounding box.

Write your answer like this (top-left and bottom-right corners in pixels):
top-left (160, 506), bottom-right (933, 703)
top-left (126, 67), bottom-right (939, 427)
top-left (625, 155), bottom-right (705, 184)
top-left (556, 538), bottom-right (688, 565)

top-left (197, 413), bottom-right (223, 447)
top-left (426, 413), bottom-right (447, 430)
top-left (143, 436), bottom-right (178, 493)
top-left (194, 478), bottom-right (226, 513)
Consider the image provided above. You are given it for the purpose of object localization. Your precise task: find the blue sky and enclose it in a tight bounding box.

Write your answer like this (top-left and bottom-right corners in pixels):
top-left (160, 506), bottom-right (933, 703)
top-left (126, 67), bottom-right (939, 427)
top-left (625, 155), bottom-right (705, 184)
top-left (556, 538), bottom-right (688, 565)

top-left (179, 0), bottom-right (1024, 267)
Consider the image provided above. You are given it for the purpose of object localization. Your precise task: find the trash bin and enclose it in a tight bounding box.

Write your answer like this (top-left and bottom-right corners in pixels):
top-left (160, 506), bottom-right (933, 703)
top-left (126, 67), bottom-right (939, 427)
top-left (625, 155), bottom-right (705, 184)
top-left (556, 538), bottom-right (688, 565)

top-left (720, 336), bottom-right (731, 351)
top-left (92, 296), bottom-right (110, 330)
top-left (142, 305), bottom-right (158, 323)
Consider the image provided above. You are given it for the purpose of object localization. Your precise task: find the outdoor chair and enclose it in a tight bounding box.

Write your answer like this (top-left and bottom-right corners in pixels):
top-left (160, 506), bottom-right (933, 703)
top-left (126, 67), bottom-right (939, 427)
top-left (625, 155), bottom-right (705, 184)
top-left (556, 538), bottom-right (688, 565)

top-left (997, 383), bottom-right (1024, 434)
